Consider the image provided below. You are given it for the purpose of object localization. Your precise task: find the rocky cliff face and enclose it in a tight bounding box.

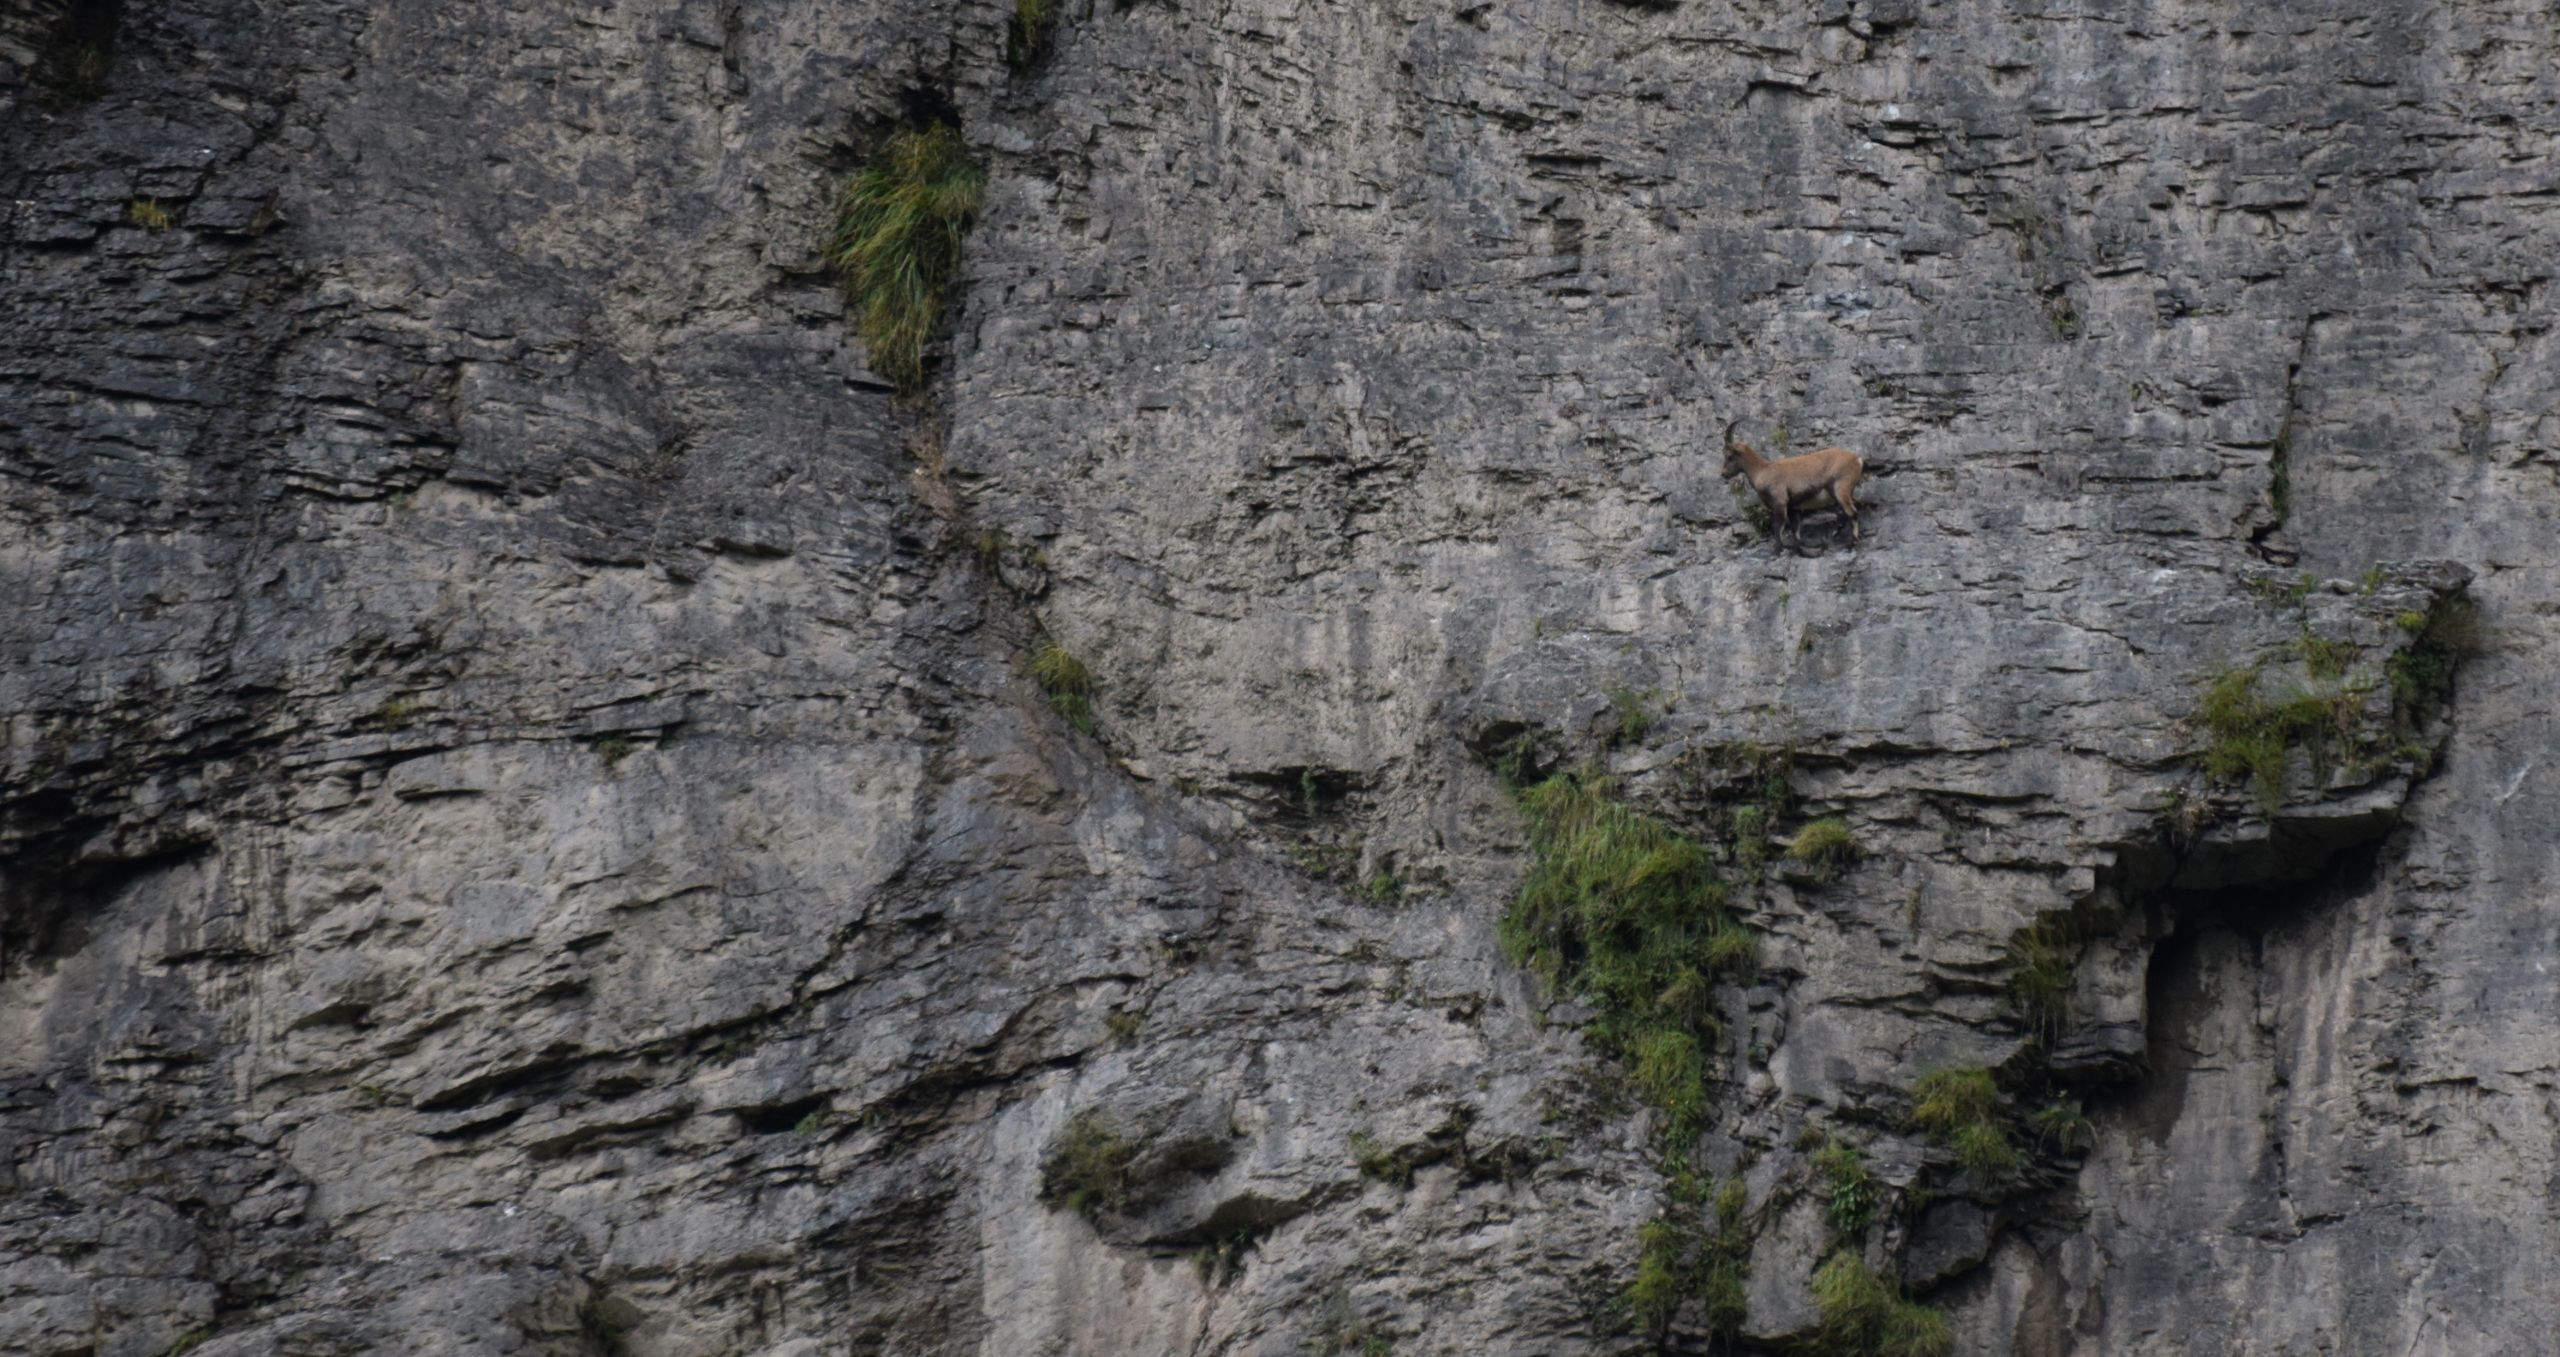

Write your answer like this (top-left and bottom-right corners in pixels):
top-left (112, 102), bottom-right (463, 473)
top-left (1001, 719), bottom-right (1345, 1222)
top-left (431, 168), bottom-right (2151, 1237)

top-left (4, 2), bottom-right (2553, 1355)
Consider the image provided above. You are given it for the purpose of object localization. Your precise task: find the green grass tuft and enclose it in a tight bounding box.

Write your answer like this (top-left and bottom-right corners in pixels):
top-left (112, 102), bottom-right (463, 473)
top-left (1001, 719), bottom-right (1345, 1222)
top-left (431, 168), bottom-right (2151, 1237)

top-left (2030, 1098), bottom-right (2093, 1154)
top-left (588, 733), bottom-right (636, 769)
top-left (1008, 0), bottom-right (1063, 70)
top-left (2297, 630), bottom-right (2355, 681)
top-left (1040, 1109), bottom-right (1136, 1219)
top-left (2199, 664), bottom-right (2365, 812)
top-left (826, 124), bottom-right (984, 391)
top-left (1786, 816), bottom-right (1860, 880)
top-left (31, 43), bottom-right (112, 110)
top-left (2387, 597), bottom-right (2479, 717)
top-left (1629, 1028), bottom-right (1708, 1134)
top-left (2002, 917), bottom-right (2081, 1042)
top-left (1500, 771), bottom-right (1748, 1137)
top-left (1626, 1216), bottom-right (1686, 1339)
top-left (1809, 1254), bottom-right (1952, 1357)
top-left (1307, 1287), bottom-right (1394, 1357)
top-left (1606, 685), bottom-right (1653, 745)
top-left (1348, 1131), bottom-right (1407, 1186)
top-left (1030, 640), bottom-right (1095, 733)
top-left (1814, 1141), bottom-right (1876, 1240)
top-left (1702, 1178), bottom-right (1749, 1334)
top-left (1910, 1068), bottom-right (2020, 1182)
top-left (1949, 1121), bottom-right (2024, 1179)
top-left (1728, 803), bottom-right (1769, 869)
top-left (1624, 1171), bottom-right (1753, 1344)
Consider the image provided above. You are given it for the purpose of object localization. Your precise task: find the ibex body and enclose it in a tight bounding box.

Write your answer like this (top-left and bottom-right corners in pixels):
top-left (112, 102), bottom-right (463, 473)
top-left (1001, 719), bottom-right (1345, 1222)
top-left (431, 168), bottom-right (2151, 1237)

top-left (1722, 422), bottom-right (1866, 555)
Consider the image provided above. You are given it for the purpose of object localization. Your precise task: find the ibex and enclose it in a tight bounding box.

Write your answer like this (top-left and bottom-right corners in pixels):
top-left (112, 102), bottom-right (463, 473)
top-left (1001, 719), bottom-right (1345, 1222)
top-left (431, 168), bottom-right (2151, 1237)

top-left (1722, 420), bottom-right (1866, 555)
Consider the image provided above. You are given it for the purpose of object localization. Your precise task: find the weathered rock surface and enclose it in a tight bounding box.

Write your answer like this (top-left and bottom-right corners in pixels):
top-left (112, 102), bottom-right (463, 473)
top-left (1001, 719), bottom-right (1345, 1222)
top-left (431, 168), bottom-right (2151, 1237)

top-left (3, 2), bottom-right (2553, 1355)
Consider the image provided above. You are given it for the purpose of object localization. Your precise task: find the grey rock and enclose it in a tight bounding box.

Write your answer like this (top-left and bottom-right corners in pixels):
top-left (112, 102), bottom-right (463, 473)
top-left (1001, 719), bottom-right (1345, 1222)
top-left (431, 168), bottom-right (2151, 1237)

top-left (4, 1), bottom-right (2555, 1355)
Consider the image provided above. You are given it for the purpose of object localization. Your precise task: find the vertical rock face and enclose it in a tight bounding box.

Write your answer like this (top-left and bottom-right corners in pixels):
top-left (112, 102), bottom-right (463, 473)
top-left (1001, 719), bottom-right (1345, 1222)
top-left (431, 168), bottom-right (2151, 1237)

top-left (2, 2), bottom-right (2552, 1355)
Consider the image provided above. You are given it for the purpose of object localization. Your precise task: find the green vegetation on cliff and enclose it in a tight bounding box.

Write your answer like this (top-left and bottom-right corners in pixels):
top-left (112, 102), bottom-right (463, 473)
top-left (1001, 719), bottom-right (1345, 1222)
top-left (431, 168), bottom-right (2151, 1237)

top-left (1909, 1067), bottom-right (2021, 1181)
top-left (1501, 770), bottom-right (1751, 1137)
top-left (1031, 640), bottom-right (1095, 733)
top-left (1039, 1109), bottom-right (1136, 1218)
top-left (1809, 1254), bottom-right (1953, 1357)
top-left (827, 124), bottom-right (984, 391)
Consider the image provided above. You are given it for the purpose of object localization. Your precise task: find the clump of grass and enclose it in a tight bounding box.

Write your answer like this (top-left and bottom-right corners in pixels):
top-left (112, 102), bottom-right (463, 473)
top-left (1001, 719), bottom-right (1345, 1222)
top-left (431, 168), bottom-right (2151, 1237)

top-left (1030, 640), bottom-right (1095, 733)
top-left (1947, 1122), bottom-right (2023, 1179)
top-left (31, 42), bottom-right (112, 109)
top-left (126, 198), bottom-right (173, 230)
top-left (588, 733), bottom-right (636, 768)
top-left (1105, 1008), bottom-right (1143, 1042)
top-left (1008, 0), bottom-right (1063, 70)
top-left (2199, 665), bottom-right (2360, 812)
top-left (1909, 1068), bottom-right (2020, 1181)
top-left (1040, 1109), bottom-right (1136, 1219)
top-left (2244, 571), bottom-right (2318, 608)
top-left (1809, 1254), bottom-right (1952, 1357)
top-left (826, 124), bottom-right (984, 391)
top-left (1500, 770), bottom-right (1750, 1138)
top-left (1606, 685), bottom-right (1653, 745)
top-left (2030, 1099), bottom-right (2093, 1154)
top-left (1703, 918), bottom-right (1758, 974)
top-left (974, 527), bottom-right (1009, 572)
top-left (1348, 1131), bottom-right (1406, 1185)
top-left (1786, 816), bottom-right (1860, 881)
top-left (1814, 1141), bottom-right (1876, 1240)
top-left (1728, 803), bottom-right (1770, 870)
top-left (1701, 1178), bottom-right (1751, 1338)
top-left (1630, 1028), bottom-right (1708, 1133)
top-left (2386, 596), bottom-right (2479, 717)
top-left (2003, 917), bottom-right (2082, 1043)
top-left (1626, 1215), bottom-right (1686, 1339)
top-left (1307, 1287), bottom-right (1393, 1356)
top-left (2297, 630), bottom-right (2355, 681)
top-left (1626, 1170), bottom-right (1752, 1344)
top-left (1361, 871), bottom-right (1404, 905)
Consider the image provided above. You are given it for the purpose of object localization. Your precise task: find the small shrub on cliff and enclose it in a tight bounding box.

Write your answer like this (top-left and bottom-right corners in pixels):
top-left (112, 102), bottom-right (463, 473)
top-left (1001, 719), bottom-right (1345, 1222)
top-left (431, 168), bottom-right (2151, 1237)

top-left (1625, 1171), bottom-right (1751, 1344)
top-left (1008, 0), bottom-right (1062, 69)
top-left (1030, 640), bottom-right (1094, 732)
top-left (2003, 916), bottom-right (2082, 1042)
top-left (2386, 596), bottom-right (2479, 716)
top-left (1501, 770), bottom-right (1748, 1137)
top-left (1626, 1215), bottom-right (1686, 1339)
top-left (29, 1), bottom-right (118, 111)
top-left (1814, 1141), bottom-right (1876, 1240)
top-left (1787, 817), bottom-right (1859, 880)
top-left (1809, 1254), bottom-right (1952, 1357)
top-left (1909, 1068), bottom-right (2021, 1180)
top-left (2199, 664), bottom-right (2359, 812)
top-left (826, 124), bottom-right (984, 390)
top-left (1605, 685), bottom-right (1653, 744)
top-left (1307, 1287), bottom-right (1393, 1356)
top-left (1039, 1109), bottom-right (1135, 1219)
top-left (2030, 1098), bottom-right (2093, 1153)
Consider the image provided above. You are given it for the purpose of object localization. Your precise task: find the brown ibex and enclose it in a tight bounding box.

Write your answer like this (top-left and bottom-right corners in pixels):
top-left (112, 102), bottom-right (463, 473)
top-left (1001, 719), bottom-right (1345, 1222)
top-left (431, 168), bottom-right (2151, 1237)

top-left (1722, 420), bottom-right (1866, 555)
